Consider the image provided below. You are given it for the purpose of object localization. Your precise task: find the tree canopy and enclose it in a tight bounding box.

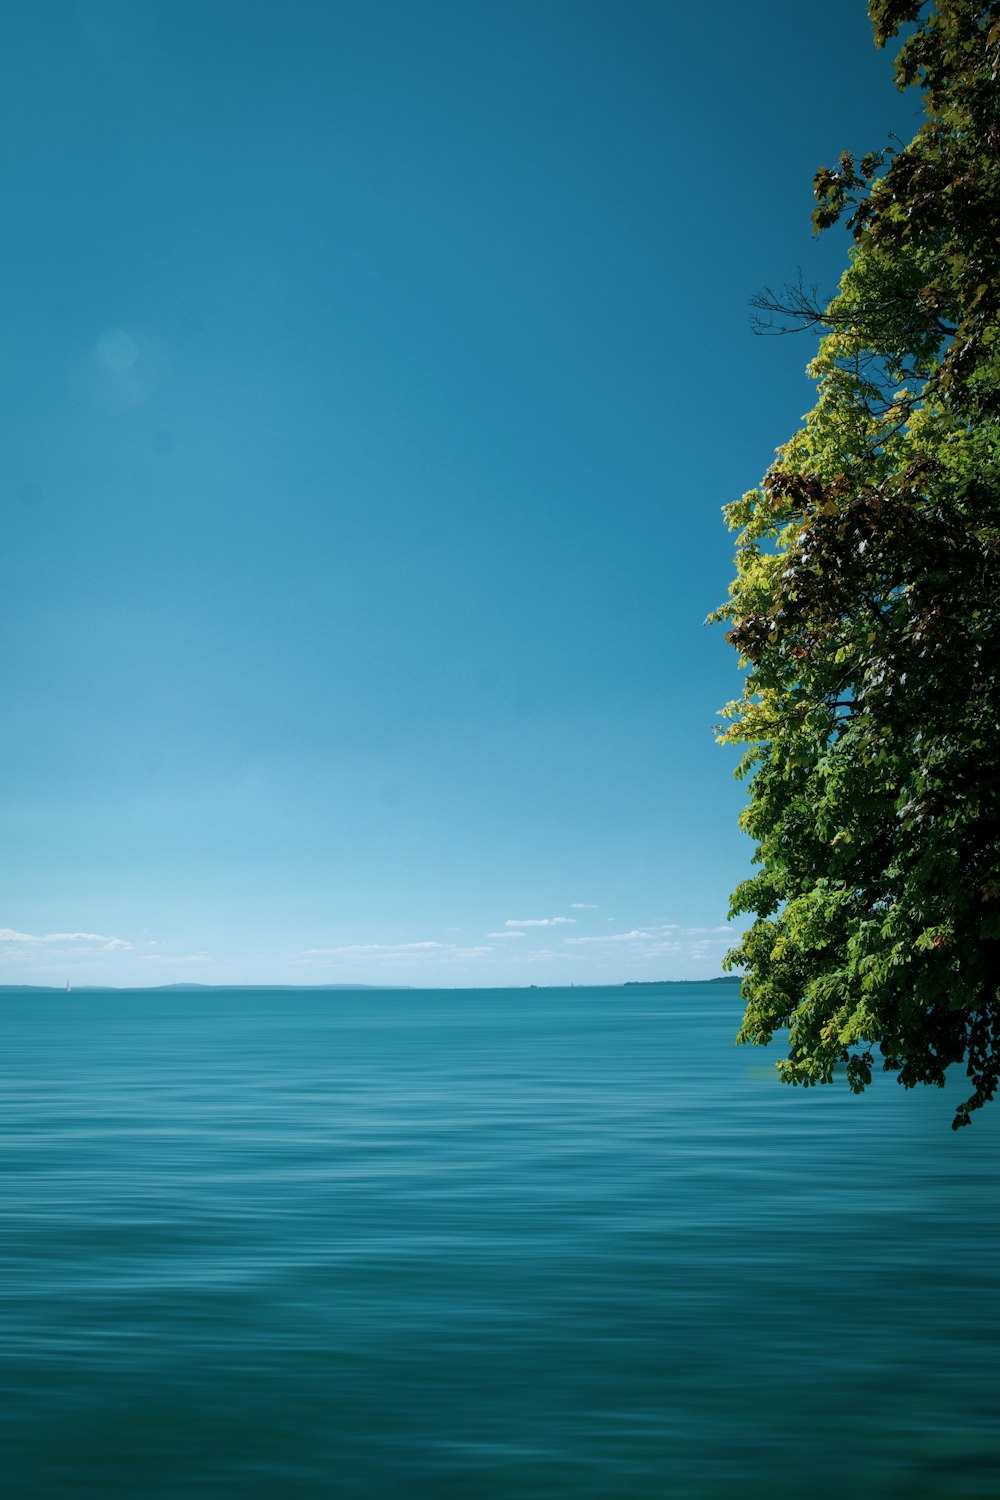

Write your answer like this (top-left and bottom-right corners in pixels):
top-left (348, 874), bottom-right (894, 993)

top-left (714, 0), bottom-right (1000, 1127)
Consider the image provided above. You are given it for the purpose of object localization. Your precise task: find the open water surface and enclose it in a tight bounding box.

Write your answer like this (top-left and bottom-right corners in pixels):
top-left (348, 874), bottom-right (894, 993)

top-left (2, 981), bottom-right (998, 1498)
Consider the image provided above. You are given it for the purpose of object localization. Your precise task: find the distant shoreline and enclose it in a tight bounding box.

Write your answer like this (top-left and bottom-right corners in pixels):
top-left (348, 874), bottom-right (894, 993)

top-left (0, 977), bottom-right (741, 994)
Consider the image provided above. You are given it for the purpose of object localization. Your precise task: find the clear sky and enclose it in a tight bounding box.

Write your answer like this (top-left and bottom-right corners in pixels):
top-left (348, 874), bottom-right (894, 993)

top-left (1, 0), bottom-right (919, 988)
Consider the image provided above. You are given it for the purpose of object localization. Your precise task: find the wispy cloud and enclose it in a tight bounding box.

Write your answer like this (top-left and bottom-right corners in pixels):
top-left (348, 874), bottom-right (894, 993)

top-left (142, 952), bottom-right (210, 965)
top-left (653, 923), bottom-right (735, 939)
top-left (299, 941), bottom-right (494, 960)
top-left (302, 941), bottom-right (448, 955)
top-left (487, 931), bottom-right (526, 939)
top-left (570, 903), bottom-right (598, 910)
top-left (564, 930), bottom-right (653, 945)
top-left (0, 927), bottom-right (132, 951)
top-left (504, 917), bottom-right (575, 928)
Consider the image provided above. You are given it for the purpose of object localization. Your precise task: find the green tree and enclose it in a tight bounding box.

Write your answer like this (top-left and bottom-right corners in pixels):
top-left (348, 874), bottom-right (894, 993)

top-left (714, 0), bottom-right (1000, 1127)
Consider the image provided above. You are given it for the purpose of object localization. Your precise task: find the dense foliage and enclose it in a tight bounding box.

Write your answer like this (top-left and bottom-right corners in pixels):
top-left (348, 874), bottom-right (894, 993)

top-left (715, 0), bottom-right (1000, 1126)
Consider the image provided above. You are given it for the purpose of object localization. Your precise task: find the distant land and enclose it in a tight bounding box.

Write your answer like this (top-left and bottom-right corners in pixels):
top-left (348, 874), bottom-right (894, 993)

top-left (0, 983), bottom-right (405, 993)
top-left (624, 977), bottom-right (741, 986)
top-left (0, 978), bottom-right (739, 993)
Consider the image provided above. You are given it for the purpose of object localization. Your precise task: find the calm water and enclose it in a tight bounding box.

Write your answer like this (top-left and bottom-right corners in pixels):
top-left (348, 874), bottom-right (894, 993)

top-left (2, 982), bottom-right (998, 1499)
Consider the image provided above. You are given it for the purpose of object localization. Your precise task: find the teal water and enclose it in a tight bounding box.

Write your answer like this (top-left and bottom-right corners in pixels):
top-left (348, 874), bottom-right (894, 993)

top-left (1, 982), bottom-right (998, 1499)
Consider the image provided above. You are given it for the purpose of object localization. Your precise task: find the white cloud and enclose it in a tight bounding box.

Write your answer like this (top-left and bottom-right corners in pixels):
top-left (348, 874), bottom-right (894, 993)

top-left (570, 903), bottom-right (598, 910)
top-left (0, 927), bottom-right (132, 951)
top-left (653, 924), bottom-right (736, 939)
top-left (504, 917), bottom-right (575, 928)
top-left (299, 941), bottom-right (494, 960)
top-left (302, 941), bottom-right (448, 955)
top-left (564, 930), bottom-right (654, 945)
top-left (487, 931), bottom-right (526, 939)
top-left (142, 952), bottom-right (210, 965)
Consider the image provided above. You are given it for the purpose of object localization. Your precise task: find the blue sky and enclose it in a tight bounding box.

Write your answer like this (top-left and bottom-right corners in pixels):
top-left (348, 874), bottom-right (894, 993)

top-left (1, 1), bottom-right (919, 987)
